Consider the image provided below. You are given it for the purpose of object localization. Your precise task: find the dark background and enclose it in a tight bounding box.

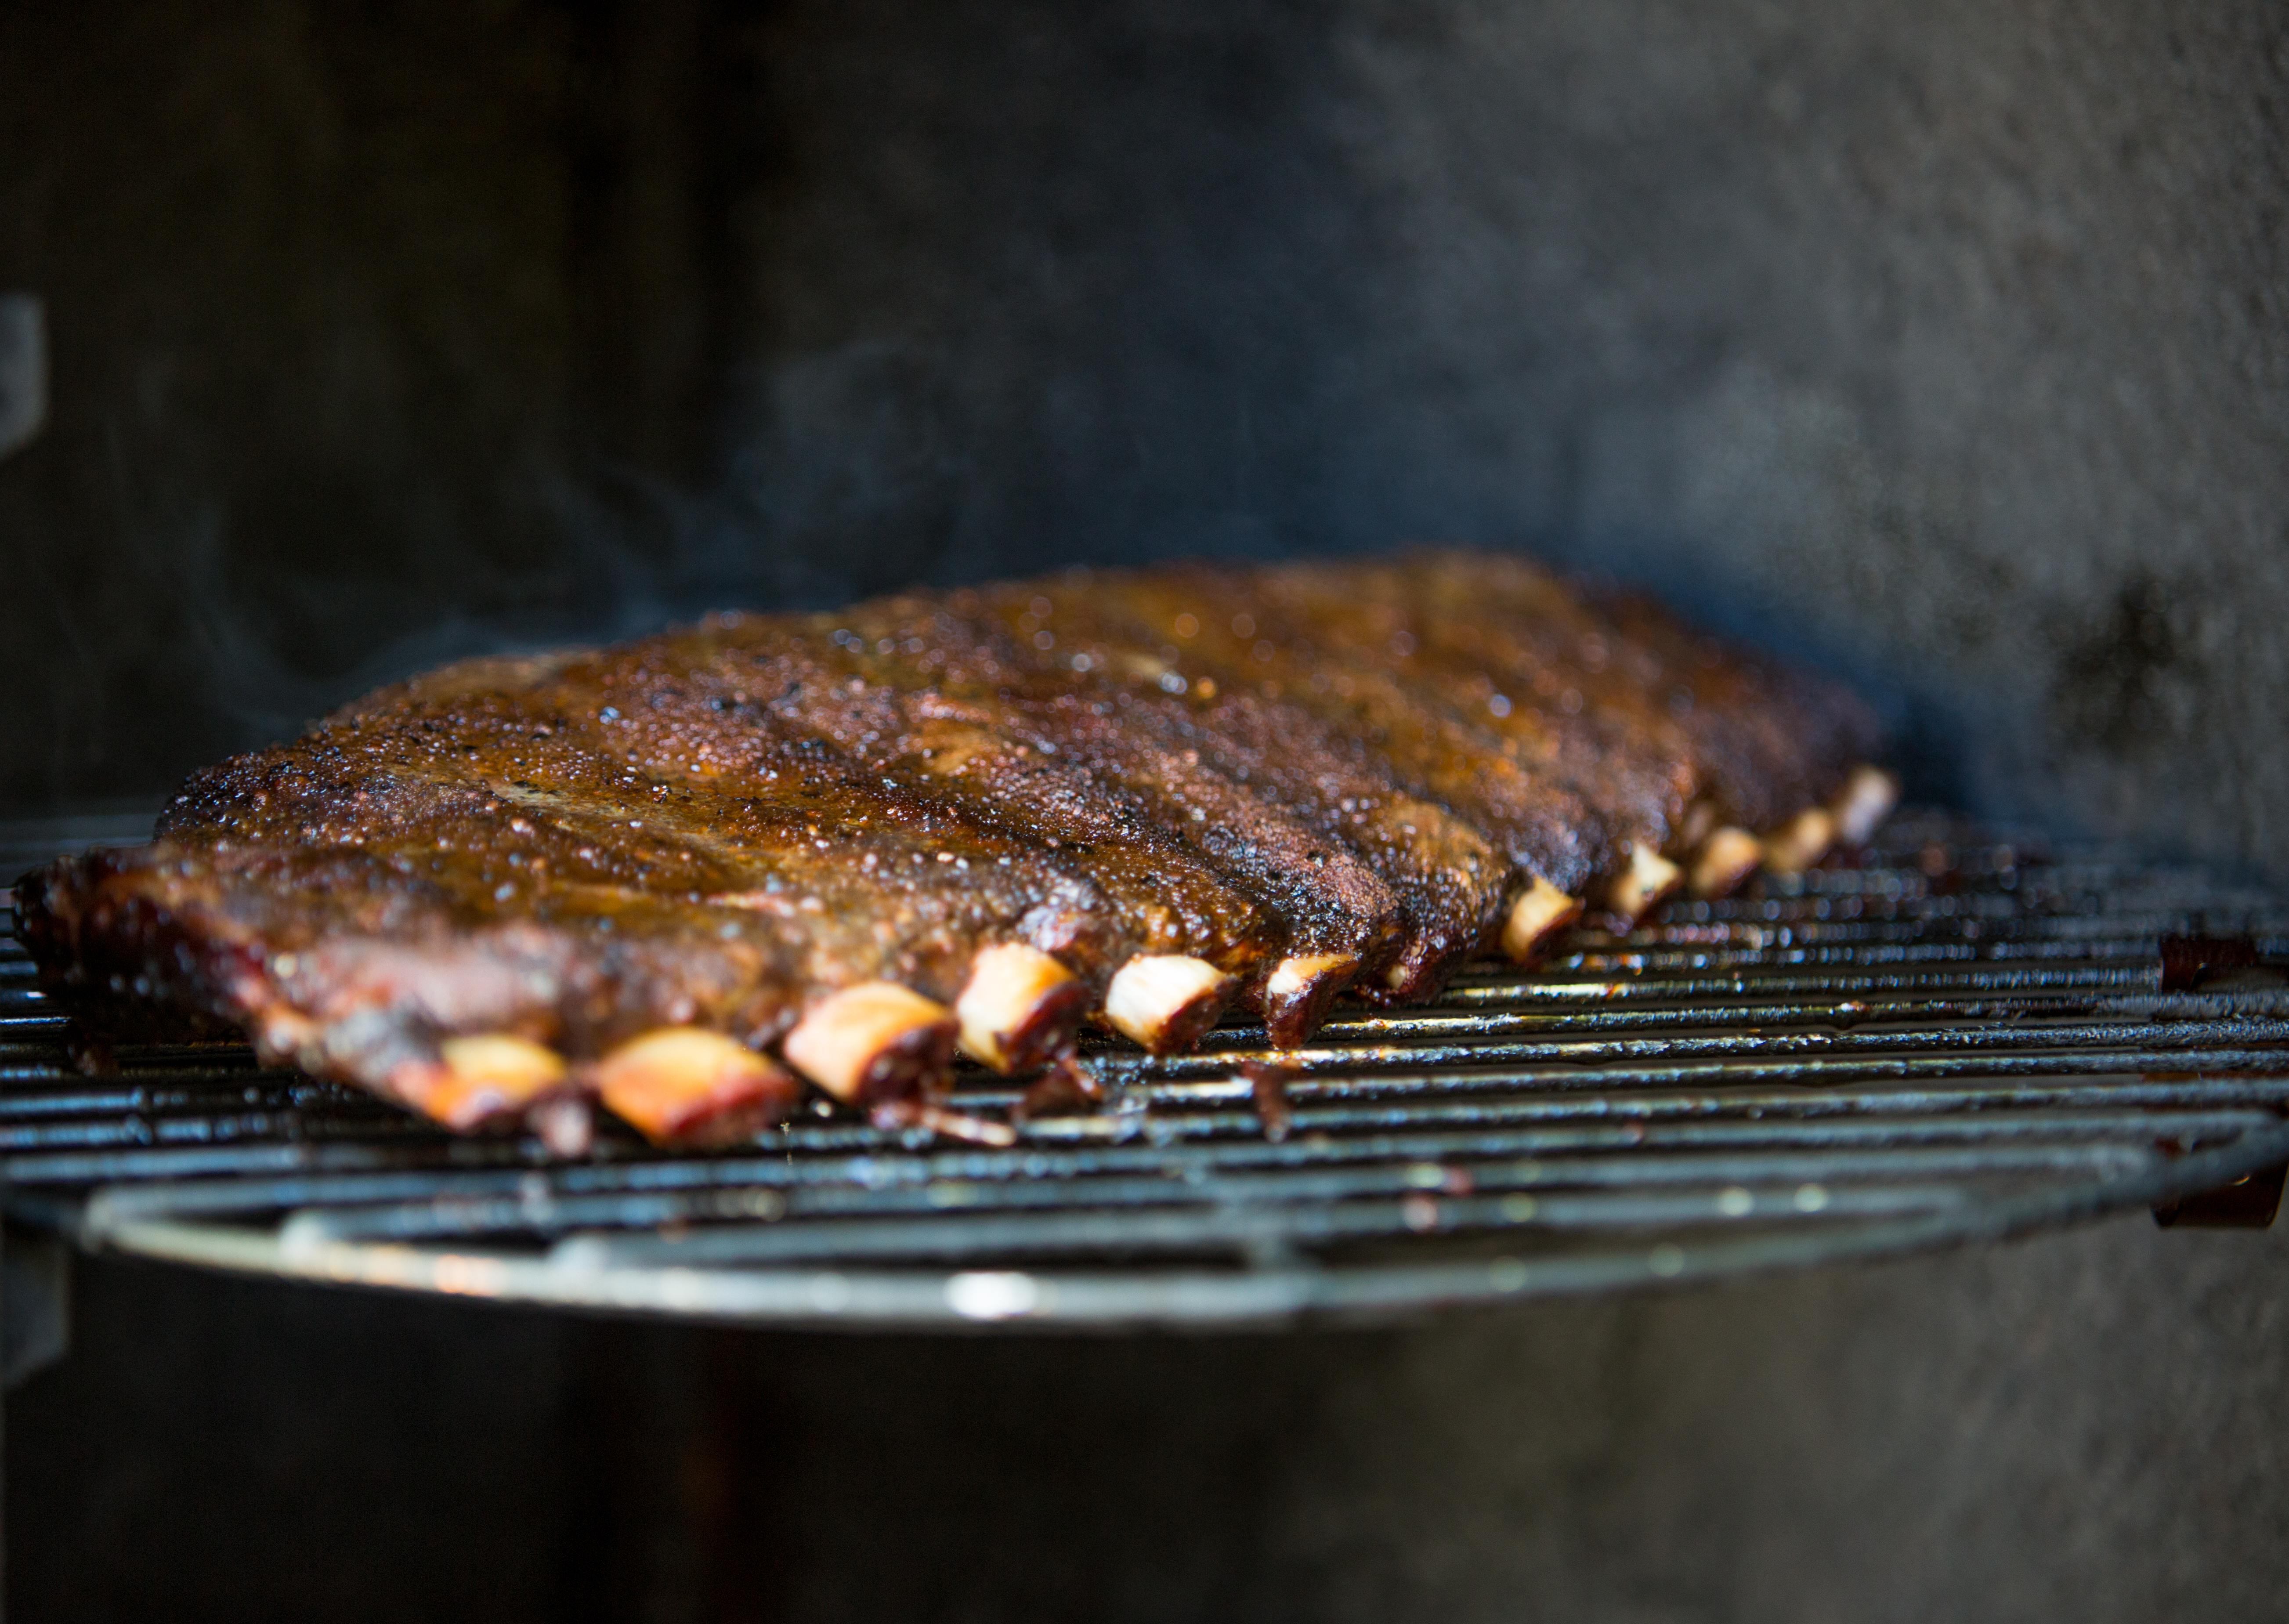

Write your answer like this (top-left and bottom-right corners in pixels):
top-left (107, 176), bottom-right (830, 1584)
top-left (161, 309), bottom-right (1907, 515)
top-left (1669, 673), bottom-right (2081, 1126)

top-left (16, 1223), bottom-right (2289, 1621)
top-left (5, 1), bottom-right (2289, 1618)
top-left (4, 0), bottom-right (2287, 867)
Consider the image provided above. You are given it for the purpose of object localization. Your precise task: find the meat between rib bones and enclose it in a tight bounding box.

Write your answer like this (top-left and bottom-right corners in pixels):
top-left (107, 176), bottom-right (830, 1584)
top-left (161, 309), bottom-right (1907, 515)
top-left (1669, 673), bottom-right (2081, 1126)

top-left (14, 550), bottom-right (1890, 1148)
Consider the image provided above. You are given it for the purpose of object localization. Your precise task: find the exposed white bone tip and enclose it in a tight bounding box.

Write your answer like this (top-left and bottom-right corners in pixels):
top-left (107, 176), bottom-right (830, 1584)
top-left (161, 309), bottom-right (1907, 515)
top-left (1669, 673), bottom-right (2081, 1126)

top-left (1763, 807), bottom-right (1838, 875)
top-left (1830, 765), bottom-right (1899, 847)
top-left (1104, 954), bottom-right (1238, 1053)
top-left (955, 943), bottom-right (1081, 1073)
top-left (1606, 843), bottom-right (1682, 925)
top-left (1501, 878), bottom-right (1583, 962)
top-left (784, 982), bottom-right (958, 1103)
top-left (593, 1027), bottom-right (793, 1144)
top-left (1262, 952), bottom-right (1361, 1045)
top-left (1266, 952), bottom-right (1358, 1002)
top-left (1688, 826), bottom-right (1765, 899)
top-left (429, 1034), bottom-right (567, 1128)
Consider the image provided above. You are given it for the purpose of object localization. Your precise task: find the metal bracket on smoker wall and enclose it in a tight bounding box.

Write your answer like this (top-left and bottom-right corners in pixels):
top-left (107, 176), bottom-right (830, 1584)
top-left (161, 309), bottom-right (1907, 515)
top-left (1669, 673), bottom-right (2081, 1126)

top-left (0, 293), bottom-right (48, 459)
top-left (3, 1225), bottom-right (71, 1387)
top-left (2153, 1161), bottom-right (2289, 1228)
top-left (2150, 937), bottom-right (2289, 1227)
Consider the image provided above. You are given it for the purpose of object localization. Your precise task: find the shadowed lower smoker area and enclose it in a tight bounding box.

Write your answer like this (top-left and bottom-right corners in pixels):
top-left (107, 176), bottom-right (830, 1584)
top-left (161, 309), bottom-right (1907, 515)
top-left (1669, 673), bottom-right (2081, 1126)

top-left (4, 2), bottom-right (2289, 1617)
top-left (13, 552), bottom-right (1897, 1148)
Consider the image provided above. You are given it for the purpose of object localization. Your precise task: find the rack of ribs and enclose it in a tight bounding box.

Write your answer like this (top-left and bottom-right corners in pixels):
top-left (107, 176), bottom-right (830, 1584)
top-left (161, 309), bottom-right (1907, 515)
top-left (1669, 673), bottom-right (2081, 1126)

top-left (13, 550), bottom-right (1891, 1150)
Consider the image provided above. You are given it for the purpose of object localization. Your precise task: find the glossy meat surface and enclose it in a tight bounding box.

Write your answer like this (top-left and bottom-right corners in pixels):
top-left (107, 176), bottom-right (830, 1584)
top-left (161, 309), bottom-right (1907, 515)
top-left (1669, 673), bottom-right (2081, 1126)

top-left (14, 550), bottom-right (1881, 1145)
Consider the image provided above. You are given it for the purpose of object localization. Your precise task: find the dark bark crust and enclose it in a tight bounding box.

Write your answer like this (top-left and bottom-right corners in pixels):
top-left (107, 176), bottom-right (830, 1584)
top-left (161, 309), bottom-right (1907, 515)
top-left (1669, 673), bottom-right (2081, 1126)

top-left (13, 551), bottom-right (1880, 1144)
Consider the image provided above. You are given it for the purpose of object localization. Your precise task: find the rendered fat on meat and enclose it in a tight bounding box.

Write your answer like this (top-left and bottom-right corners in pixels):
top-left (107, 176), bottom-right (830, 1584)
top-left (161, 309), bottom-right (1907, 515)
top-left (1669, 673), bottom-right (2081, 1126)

top-left (14, 550), bottom-right (1887, 1146)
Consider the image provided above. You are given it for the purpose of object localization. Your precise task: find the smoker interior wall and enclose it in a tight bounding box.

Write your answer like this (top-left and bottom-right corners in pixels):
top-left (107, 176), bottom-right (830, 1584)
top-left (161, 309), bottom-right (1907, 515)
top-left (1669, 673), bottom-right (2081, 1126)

top-left (12, 1218), bottom-right (2289, 1621)
top-left (3, 0), bottom-right (2286, 868)
top-left (5, 6), bottom-right (2289, 1617)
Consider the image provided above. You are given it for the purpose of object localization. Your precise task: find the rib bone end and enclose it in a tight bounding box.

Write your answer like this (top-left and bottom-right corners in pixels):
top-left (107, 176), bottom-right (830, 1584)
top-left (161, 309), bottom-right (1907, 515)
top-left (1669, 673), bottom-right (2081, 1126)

top-left (593, 1027), bottom-right (800, 1146)
top-left (1763, 806), bottom-right (1838, 875)
top-left (1371, 939), bottom-right (1457, 1002)
top-left (955, 943), bottom-right (1088, 1073)
top-left (1501, 878), bottom-right (1583, 963)
top-left (1103, 954), bottom-right (1239, 1055)
top-left (1261, 952), bottom-right (1360, 1048)
top-left (1688, 827), bottom-right (1764, 899)
top-left (784, 982), bottom-right (959, 1107)
top-left (1606, 844), bottom-right (1683, 927)
top-left (425, 1034), bottom-right (568, 1130)
top-left (1830, 765), bottom-right (1899, 847)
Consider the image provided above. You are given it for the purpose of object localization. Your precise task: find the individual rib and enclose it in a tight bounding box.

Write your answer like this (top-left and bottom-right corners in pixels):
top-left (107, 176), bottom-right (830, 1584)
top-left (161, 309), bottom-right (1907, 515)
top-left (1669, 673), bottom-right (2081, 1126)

top-left (427, 1034), bottom-right (569, 1130)
top-left (592, 1027), bottom-right (802, 1146)
top-left (1500, 878), bottom-right (1584, 963)
top-left (1103, 954), bottom-right (1240, 1054)
top-left (955, 943), bottom-right (1090, 1074)
top-left (1688, 826), bottom-right (1765, 899)
top-left (782, 982), bottom-right (961, 1109)
top-left (1762, 807), bottom-right (1839, 874)
top-left (1606, 843), bottom-right (1684, 926)
top-left (1261, 952), bottom-right (1363, 1048)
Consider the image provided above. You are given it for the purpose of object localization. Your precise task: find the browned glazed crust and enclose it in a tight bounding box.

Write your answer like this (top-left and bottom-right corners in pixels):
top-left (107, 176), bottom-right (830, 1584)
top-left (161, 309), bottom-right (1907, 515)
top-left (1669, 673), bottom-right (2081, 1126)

top-left (13, 551), bottom-right (1885, 1145)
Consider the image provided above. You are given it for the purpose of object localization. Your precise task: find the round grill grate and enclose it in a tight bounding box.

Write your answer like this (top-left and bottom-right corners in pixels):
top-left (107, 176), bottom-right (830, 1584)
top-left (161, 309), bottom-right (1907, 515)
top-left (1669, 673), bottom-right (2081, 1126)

top-left (7, 810), bottom-right (2289, 1328)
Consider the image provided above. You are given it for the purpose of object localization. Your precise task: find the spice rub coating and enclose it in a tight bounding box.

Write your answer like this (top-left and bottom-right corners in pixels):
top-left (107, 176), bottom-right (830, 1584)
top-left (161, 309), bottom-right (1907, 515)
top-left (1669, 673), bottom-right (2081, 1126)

top-left (15, 550), bottom-right (1884, 1146)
